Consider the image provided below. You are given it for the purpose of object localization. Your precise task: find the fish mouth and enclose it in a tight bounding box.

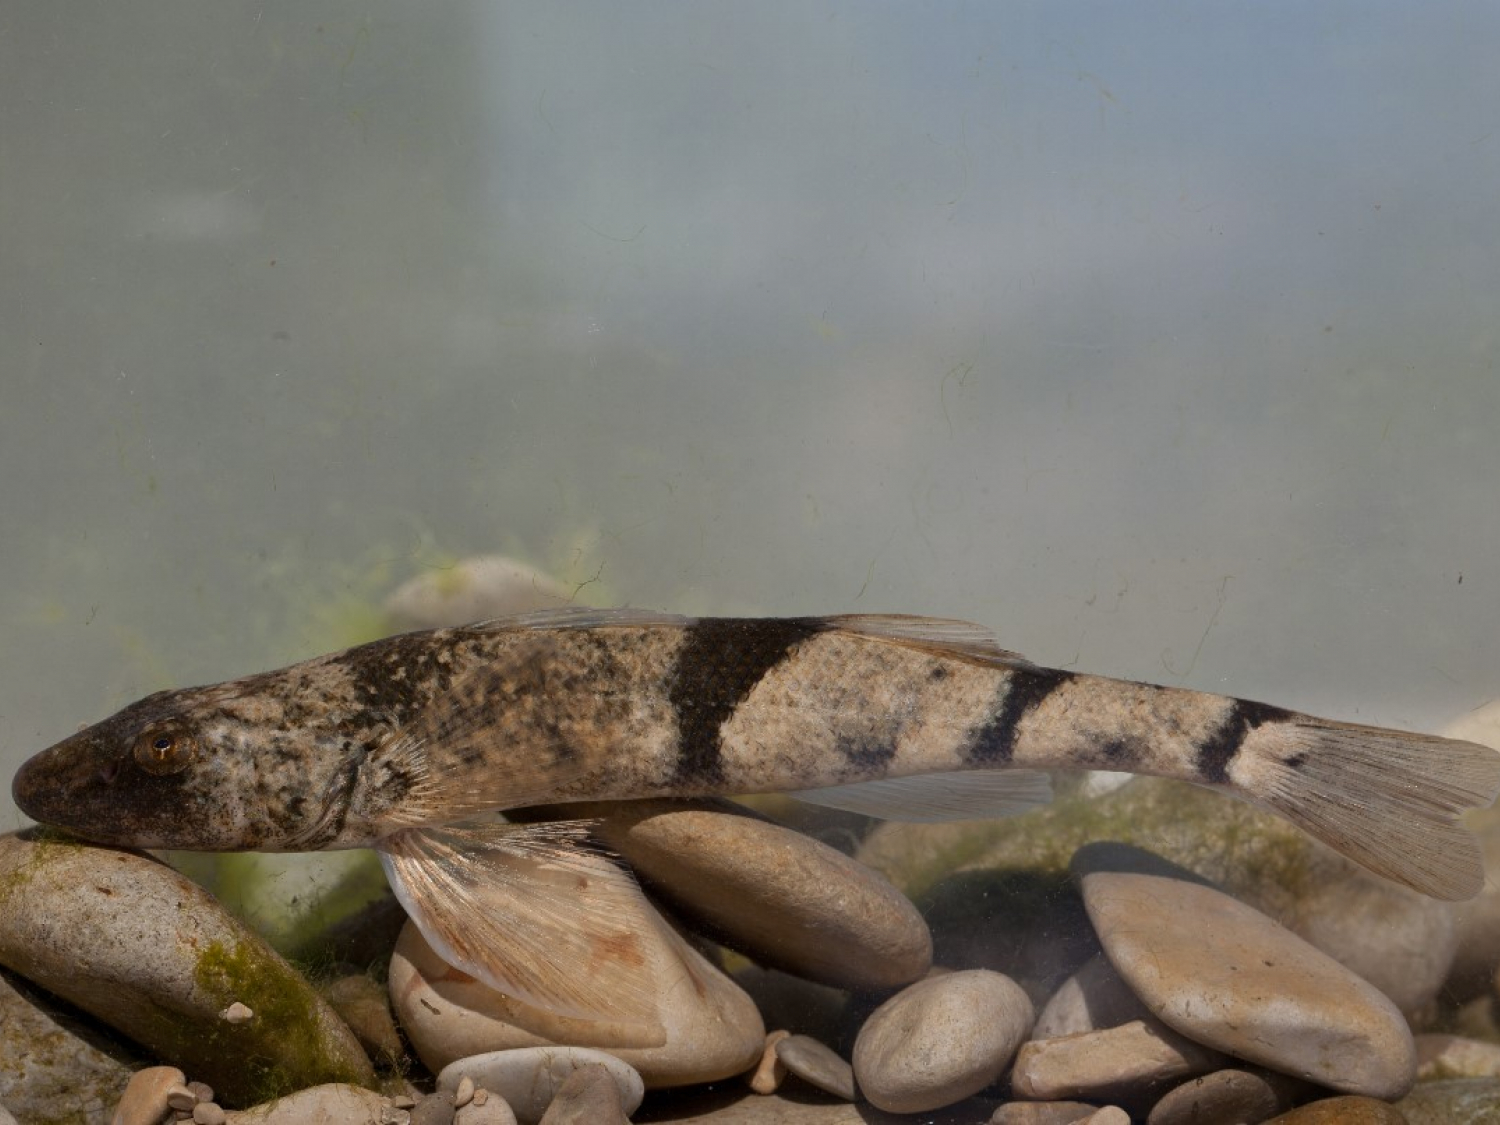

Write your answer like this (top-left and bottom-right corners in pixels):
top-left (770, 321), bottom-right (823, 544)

top-left (12, 731), bottom-right (179, 847)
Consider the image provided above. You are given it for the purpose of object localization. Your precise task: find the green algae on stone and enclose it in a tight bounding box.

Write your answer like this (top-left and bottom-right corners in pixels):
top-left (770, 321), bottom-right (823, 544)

top-left (0, 831), bottom-right (375, 1109)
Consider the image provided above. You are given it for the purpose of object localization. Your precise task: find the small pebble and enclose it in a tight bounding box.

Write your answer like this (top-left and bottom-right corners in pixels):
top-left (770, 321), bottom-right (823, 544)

top-left (775, 1035), bottom-right (856, 1101)
top-left (1415, 1032), bottom-right (1500, 1079)
top-left (1011, 1018), bottom-right (1226, 1102)
top-left (1397, 1077), bottom-right (1500, 1123)
top-left (220, 1002), bottom-right (254, 1024)
top-left (166, 1083), bottom-right (200, 1110)
top-left (537, 1064), bottom-right (630, 1124)
top-left (749, 1030), bottom-right (791, 1094)
top-left (455, 1075), bottom-right (476, 1107)
top-left (853, 968), bottom-right (1033, 1114)
top-left (189, 1082), bottom-right (215, 1104)
top-left (113, 1066), bottom-right (187, 1125)
top-left (437, 1048), bottom-right (644, 1125)
top-left (193, 1105), bottom-right (227, 1125)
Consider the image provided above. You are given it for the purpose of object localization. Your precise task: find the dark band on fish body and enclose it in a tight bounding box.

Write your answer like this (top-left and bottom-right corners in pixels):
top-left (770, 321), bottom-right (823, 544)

top-left (967, 668), bottom-right (1074, 765)
top-left (1196, 699), bottom-right (1295, 785)
top-left (668, 617), bottom-right (827, 785)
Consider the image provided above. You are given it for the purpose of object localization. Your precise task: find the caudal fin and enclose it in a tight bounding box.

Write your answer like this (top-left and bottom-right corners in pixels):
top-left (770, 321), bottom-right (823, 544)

top-left (1246, 719), bottom-right (1500, 900)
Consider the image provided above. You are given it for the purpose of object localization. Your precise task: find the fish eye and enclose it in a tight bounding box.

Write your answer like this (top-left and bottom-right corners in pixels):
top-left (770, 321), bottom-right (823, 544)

top-left (132, 725), bottom-right (197, 776)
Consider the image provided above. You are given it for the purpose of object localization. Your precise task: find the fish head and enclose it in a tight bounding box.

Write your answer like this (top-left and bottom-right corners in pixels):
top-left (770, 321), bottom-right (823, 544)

top-left (12, 680), bottom-right (373, 852)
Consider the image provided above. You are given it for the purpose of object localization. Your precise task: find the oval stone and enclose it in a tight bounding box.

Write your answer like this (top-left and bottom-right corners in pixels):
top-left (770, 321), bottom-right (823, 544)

top-left (852, 969), bottom-right (1032, 1113)
top-left (0, 832), bottom-right (374, 1107)
top-left (520, 799), bottom-right (932, 992)
top-left (1074, 843), bottom-right (1417, 1100)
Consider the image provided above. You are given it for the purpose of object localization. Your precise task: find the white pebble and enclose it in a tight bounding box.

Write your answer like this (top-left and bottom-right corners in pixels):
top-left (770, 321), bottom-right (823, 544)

top-left (219, 1002), bottom-right (254, 1024)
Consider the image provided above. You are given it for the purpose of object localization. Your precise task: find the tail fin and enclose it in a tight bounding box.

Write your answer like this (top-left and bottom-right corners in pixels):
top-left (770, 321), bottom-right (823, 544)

top-left (1247, 720), bottom-right (1500, 900)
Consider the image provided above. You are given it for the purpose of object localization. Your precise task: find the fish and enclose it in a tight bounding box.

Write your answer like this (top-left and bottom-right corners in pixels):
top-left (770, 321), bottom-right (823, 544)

top-left (13, 607), bottom-right (1500, 1036)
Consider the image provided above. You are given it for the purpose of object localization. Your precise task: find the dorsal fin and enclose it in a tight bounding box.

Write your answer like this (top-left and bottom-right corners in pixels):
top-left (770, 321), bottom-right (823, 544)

top-left (825, 614), bottom-right (1032, 666)
top-left (469, 606), bottom-right (692, 632)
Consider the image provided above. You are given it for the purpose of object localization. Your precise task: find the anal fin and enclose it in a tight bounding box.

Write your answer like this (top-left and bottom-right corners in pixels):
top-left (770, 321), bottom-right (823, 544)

top-left (791, 769), bottom-right (1053, 822)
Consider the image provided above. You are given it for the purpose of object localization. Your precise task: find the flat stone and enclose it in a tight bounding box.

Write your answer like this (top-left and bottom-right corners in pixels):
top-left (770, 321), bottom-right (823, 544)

top-left (987, 1102), bottom-right (1102, 1124)
top-left (1011, 1018), bottom-right (1226, 1102)
top-left (776, 1034), bottom-right (855, 1100)
top-left (0, 965), bottom-right (138, 1123)
top-left (1397, 1076), bottom-right (1500, 1124)
top-left (1074, 843), bottom-right (1417, 1100)
top-left (1146, 1068), bottom-right (1296, 1125)
top-left (220, 1083), bottom-right (394, 1123)
top-left (112, 1066), bottom-right (187, 1125)
top-left (859, 776), bottom-right (1459, 1016)
top-left (1263, 1095), bottom-right (1407, 1123)
top-left (1033, 953), bottom-right (1150, 1039)
top-left (852, 969), bottom-right (1033, 1114)
top-left (390, 914), bottom-right (763, 1087)
top-left (518, 799), bottom-right (932, 992)
top-left (437, 1048), bottom-right (643, 1125)
top-left (0, 831), bottom-right (374, 1107)
top-left (537, 1064), bottom-right (630, 1124)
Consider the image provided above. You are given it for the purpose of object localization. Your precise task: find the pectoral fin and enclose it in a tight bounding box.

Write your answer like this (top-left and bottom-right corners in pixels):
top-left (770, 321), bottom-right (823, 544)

top-left (377, 820), bottom-right (668, 1040)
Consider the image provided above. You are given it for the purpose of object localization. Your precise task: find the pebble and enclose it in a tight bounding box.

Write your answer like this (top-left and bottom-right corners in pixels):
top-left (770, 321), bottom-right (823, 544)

top-left (1264, 1095), bottom-right (1408, 1123)
top-left (219, 1083), bottom-right (394, 1123)
top-left (1011, 1018), bottom-right (1226, 1102)
top-left (193, 1105), bottom-right (228, 1125)
top-left (0, 832), bottom-right (375, 1108)
top-left (536, 1064), bottom-right (631, 1124)
top-left (1415, 1033), bottom-right (1500, 1080)
top-left (0, 964), bottom-right (137, 1122)
top-left (852, 968), bottom-right (1033, 1113)
top-left (1032, 953), bottom-right (1150, 1039)
top-left (988, 1103), bottom-right (1103, 1124)
top-left (320, 972), bottom-right (406, 1066)
top-left (1077, 1111), bottom-right (1130, 1125)
top-left (518, 799), bottom-right (932, 992)
top-left (0, 1108), bottom-right (16, 1125)
top-left (1397, 1076), bottom-right (1500, 1123)
top-left (1145, 1068), bottom-right (1296, 1125)
top-left (383, 554), bottom-right (573, 631)
top-left (456, 1089), bottom-right (520, 1125)
top-left (775, 1034), bottom-right (856, 1101)
top-left (748, 1030), bottom-right (790, 1094)
top-left (1074, 842), bottom-right (1417, 1099)
top-left (113, 1066), bottom-right (187, 1125)
top-left (390, 915), bottom-right (764, 1087)
top-left (437, 1048), bottom-right (644, 1125)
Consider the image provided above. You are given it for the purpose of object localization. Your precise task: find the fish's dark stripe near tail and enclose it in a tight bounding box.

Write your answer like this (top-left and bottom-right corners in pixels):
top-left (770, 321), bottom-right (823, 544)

top-left (668, 617), bottom-right (827, 785)
top-left (966, 667), bottom-right (1074, 766)
top-left (1195, 699), bottom-right (1295, 784)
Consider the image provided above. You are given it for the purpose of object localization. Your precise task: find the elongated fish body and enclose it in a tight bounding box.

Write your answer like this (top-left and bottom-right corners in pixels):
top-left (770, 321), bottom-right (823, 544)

top-left (13, 608), bottom-right (1500, 1032)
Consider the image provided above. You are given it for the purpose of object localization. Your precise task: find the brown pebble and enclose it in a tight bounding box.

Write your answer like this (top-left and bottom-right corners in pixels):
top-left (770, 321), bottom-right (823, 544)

top-left (113, 1066), bottom-right (188, 1125)
top-left (472, 1089), bottom-right (488, 1106)
top-left (775, 1034), bottom-right (856, 1101)
top-left (192, 1104), bottom-right (226, 1125)
top-left (188, 1082), bottom-right (214, 1104)
top-left (1265, 1094), bottom-right (1408, 1123)
top-left (454, 1075), bottom-right (475, 1107)
top-left (749, 1030), bottom-right (791, 1094)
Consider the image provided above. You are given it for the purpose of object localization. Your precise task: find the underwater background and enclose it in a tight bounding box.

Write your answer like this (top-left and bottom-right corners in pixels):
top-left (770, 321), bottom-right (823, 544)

top-left (3, 1), bottom-right (1499, 830)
